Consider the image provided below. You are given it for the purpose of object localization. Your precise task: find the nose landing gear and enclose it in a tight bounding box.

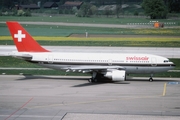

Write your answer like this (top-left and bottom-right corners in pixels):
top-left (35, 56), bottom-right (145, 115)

top-left (149, 77), bottom-right (153, 82)
top-left (149, 74), bottom-right (153, 82)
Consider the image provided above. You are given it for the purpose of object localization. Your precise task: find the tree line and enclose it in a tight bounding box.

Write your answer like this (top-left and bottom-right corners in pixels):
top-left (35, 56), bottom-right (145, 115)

top-left (0, 0), bottom-right (146, 9)
top-left (0, 0), bottom-right (179, 19)
top-left (142, 0), bottom-right (180, 19)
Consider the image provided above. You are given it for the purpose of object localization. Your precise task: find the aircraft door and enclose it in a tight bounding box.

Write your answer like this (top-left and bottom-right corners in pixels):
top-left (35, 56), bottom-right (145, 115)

top-left (48, 55), bottom-right (53, 63)
top-left (108, 59), bottom-right (112, 66)
top-left (151, 57), bottom-right (157, 66)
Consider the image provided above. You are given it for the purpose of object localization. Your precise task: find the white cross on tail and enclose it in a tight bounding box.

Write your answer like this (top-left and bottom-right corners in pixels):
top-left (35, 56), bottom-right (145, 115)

top-left (14, 30), bottom-right (26, 42)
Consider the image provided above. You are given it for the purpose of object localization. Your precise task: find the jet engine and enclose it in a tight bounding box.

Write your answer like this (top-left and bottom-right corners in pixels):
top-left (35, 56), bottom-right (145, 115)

top-left (104, 70), bottom-right (126, 81)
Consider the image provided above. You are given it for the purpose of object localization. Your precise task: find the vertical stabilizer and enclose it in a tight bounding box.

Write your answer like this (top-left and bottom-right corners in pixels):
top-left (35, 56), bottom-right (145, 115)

top-left (6, 21), bottom-right (49, 52)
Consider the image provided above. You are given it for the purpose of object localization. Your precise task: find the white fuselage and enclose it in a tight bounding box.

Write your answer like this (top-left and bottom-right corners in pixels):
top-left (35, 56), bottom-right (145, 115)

top-left (21, 52), bottom-right (175, 74)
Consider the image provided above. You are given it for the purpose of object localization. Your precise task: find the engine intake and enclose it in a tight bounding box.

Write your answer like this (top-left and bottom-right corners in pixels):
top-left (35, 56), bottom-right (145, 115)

top-left (104, 70), bottom-right (126, 81)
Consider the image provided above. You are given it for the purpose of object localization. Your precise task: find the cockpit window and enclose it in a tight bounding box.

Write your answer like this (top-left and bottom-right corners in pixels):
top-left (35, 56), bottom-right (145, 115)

top-left (164, 60), bottom-right (169, 62)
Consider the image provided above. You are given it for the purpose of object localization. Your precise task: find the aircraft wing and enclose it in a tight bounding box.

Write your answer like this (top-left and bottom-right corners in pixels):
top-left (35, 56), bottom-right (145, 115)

top-left (65, 66), bottom-right (125, 73)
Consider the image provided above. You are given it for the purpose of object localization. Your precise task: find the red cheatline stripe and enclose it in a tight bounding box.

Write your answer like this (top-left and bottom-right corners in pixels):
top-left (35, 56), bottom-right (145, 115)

top-left (4, 97), bottom-right (33, 120)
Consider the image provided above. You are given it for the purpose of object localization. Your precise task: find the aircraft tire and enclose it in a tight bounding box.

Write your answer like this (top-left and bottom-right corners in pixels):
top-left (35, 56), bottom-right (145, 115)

top-left (88, 78), bottom-right (92, 83)
top-left (88, 78), bottom-right (97, 83)
top-left (149, 78), bottom-right (153, 82)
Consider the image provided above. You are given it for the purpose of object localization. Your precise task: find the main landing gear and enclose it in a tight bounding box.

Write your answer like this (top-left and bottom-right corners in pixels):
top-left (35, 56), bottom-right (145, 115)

top-left (88, 72), bottom-right (103, 83)
top-left (88, 72), bottom-right (99, 83)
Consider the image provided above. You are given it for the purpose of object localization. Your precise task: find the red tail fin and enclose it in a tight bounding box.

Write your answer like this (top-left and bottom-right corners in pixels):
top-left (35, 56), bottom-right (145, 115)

top-left (6, 21), bottom-right (49, 52)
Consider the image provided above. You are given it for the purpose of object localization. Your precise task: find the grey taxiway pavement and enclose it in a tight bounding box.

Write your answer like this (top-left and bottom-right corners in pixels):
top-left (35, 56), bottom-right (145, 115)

top-left (0, 75), bottom-right (180, 120)
top-left (0, 21), bottom-right (150, 29)
top-left (0, 45), bottom-right (180, 58)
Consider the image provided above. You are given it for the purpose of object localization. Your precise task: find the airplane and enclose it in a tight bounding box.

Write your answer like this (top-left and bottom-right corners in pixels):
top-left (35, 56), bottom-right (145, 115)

top-left (6, 21), bottom-right (175, 82)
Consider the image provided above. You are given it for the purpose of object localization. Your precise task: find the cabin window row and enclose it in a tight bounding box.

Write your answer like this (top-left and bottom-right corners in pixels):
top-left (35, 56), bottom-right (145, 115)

top-left (129, 61), bottom-right (149, 63)
top-left (54, 59), bottom-right (108, 62)
top-left (53, 59), bottom-right (123, 63)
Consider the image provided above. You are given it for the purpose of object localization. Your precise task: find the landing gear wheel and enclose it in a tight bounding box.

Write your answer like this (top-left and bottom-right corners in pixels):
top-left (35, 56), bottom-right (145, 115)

top-left (149, 74), bottom-right (154, 82)
top-left (88, 78), bottom-right (92, 83)
top-left (149, 77), bottom-right (153, 82)
top-left (88, 78), bottom-right (97, 83)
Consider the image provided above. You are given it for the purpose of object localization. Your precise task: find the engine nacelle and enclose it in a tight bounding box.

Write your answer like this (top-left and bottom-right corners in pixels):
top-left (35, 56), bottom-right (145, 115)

top-left (104, 70), bottom-right (126, 81)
